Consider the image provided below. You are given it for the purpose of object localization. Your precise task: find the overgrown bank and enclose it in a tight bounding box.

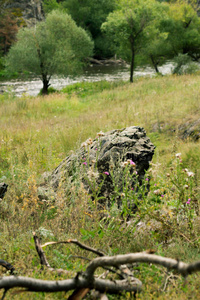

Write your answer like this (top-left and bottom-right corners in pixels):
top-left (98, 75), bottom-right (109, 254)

top-left (0, 75), bottom-right (200, 299)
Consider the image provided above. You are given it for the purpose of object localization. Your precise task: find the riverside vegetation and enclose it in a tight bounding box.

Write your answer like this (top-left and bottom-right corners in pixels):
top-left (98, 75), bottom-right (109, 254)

top-left (0, 74), bottom-right (200, 299)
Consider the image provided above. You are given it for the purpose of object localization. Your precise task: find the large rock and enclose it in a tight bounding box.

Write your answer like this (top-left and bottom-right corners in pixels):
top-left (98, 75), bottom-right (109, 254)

top-left (47, 126), bottom-right (155, 208)
top-left (5, 0), bottom-right (44, 27)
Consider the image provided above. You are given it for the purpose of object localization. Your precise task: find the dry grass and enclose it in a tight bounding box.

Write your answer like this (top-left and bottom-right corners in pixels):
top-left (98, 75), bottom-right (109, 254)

top-left (0, 74), bottom-right (200, 299)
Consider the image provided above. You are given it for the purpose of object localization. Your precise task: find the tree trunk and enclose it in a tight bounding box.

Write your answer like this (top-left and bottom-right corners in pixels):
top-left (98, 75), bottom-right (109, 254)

top-left (42, 74), bottom-right (50, 95)
top-left (150, 55), bottom-right (159, 73)
top-left (130, 41), bottom-right (135, 83)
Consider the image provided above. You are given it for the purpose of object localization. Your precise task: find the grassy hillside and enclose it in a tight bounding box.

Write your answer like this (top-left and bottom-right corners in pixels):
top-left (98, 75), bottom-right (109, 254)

top-left (0, 75), bottom-right (200, 299)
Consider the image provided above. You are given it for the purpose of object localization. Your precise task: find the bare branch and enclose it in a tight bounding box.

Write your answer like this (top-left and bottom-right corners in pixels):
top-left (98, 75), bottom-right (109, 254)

top-left (85, 253), bottom-right (200, 280)
top-left (33, 232), bottom-right (69, 275)
top-left (33, 232), bottom-right (51, 268)
top-left (0, 275), bottom-right (141, 294)
top-left (0, 253), bottom-right (199, 297)
top-left (41, 239), bottom-right (105, 257)
top-left (0, 260), bottom-right (15, 274)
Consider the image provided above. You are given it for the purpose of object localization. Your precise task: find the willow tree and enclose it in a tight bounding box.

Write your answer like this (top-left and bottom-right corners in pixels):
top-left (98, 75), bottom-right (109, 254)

top-left (6, 10), bottom-right (93, 94)
top-left (102, 0), bottom-right (165, 82)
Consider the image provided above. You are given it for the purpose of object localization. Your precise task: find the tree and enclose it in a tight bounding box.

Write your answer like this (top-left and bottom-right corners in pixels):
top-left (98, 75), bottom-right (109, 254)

top-left (102, 0), bottom-right (165, 82)
top-left (162, 2), bottom-right (200, 62)
top-left (61, 0), bottom-right (116, 58)
top-left (6, 10), bottom-right (94, 94)
top-left (0, 13), bottom-right (18, 54)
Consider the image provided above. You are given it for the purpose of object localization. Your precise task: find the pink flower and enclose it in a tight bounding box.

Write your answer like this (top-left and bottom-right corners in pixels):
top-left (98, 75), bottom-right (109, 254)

top-left (161, 195), bottom-right (164, 197)
top-left (103, 171), bottom-right (109, 176)
top-left (130, 160), bottom-right (136, 166)
top-left (145, 178), bottom-right (149, 181)
top-left (83, 162), bottom-right (87, 165)
top-left (186, 198), bottom-right (191, 204)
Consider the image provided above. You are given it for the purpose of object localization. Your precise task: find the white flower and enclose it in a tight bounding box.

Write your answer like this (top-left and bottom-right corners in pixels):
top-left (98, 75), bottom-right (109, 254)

top-left (154, 189), bottom-right (161, 195)
top-left (87, 169), bottom-right (99, 180)
top-left (175, 153), bottom-right (181, 158)
top-left (187, 171), bottom-right (194, 177)
top-left (81, 142), bottom-right (87, 148)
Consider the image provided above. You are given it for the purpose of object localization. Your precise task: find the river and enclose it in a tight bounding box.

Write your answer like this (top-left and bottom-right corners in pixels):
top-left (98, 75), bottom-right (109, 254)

top-left (0, 63), bottom-right (173, 97)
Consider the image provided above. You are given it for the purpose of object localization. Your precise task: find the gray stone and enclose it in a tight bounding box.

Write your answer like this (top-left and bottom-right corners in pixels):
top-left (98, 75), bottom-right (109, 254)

top-left (179, 118), bottom-right (200, 141)
top-left (48, 126), bottom-right (155, 209)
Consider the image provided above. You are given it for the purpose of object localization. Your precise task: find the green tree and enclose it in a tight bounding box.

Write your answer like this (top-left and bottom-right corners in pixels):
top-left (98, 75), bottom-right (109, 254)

top-left (61, 0), bottom-right (116, 58)
top-left (102, 0), bottom-right (164, 82)
top-left (162, 2), bottom-right (200, 62)
top-left (6, 10), bottom-right (94, 94)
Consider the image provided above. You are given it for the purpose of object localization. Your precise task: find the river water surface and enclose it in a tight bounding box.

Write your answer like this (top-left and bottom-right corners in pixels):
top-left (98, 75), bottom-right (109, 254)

top-left (0, 63), bottom-right (173, 97)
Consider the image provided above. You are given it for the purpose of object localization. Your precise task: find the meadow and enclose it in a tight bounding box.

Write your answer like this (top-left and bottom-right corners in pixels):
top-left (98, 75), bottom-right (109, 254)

top-left (0, 74), bottom-right (200, 299)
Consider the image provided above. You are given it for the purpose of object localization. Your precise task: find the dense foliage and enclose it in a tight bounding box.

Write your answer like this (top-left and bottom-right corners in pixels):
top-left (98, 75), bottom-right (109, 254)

top-left (0, 0), bottom-right (200, 81)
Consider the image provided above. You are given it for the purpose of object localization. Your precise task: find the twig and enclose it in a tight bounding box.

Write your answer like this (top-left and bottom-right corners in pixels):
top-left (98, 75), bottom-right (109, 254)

top-left (0, 260), bottom-right (15, 274)
top-left (33, 232), bottom-right (69, 275)
top-left (1, 288), bottom-right (8, 300)
top-left (41, 239), bottom-right (105, 257)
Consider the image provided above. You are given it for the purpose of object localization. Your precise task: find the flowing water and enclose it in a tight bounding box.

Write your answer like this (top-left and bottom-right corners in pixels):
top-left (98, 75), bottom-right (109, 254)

top-left (0, 63), bottom-right (173, 97)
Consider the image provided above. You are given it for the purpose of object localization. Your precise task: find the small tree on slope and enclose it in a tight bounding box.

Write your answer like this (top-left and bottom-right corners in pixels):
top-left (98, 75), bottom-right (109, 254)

top-left (6, 10), bottom-right (94, 95)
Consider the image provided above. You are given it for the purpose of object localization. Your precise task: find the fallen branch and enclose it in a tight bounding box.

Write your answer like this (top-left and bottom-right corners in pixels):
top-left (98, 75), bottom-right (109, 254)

top-left (33, 232), bottom-right (69, 275)
top-left (0, 253), bottom-right (200, 297)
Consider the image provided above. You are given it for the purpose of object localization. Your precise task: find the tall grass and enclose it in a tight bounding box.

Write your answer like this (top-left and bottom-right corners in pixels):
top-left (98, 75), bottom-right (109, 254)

top-left (0, 75), bottom-right (200, 299)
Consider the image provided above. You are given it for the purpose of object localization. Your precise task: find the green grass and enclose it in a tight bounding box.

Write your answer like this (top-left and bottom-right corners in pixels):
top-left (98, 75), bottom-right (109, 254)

top-left (0, 75), bottom-right (200, 299)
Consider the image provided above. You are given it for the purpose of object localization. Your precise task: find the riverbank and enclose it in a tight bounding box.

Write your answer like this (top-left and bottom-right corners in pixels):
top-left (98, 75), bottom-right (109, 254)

top-left (0, 74), bottom-right (199, 299)
top-left (0, 62), bottom-right (174, 97)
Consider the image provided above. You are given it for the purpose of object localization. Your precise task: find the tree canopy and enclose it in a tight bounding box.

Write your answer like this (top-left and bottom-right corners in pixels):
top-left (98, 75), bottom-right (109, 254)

top-left (102, 0), bottom-right (167, 81)
top-left (43, 0), bottom-right (117, 58)
top-left (6, 10), bottom-right (94, 94)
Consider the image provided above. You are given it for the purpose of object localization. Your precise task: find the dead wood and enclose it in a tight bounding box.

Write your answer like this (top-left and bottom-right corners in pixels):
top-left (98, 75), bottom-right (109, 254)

top-left (1, 236), bottom-right (200, 299)
top-left (0, 260), bottom-right (15, 274)
top-left (41, 239), bottom-right (105, 257)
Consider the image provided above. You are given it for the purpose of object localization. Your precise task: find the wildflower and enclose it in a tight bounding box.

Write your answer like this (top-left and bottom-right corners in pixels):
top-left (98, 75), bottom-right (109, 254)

top-left (103, 171), bottom-right (109, 176)
top-left (186, 198), bottom-right (191, 204)
top-left (154, 183), bottom-right (157, 186)
top-left (121, 193), bottom-right (125, 197)
top-left (166, 173), bottom-right (170, 177)
top-left (97, 131), bottom-right (105, 137)
top-left (87, 170), bottom-right (99, 180)
top-left (187, 171), bottom-right (194, 177)
top-left (154, 189), bottom-right (161, 195)
top-left (121, 161), bottom-right (128, 168)
top-left (83, 162), bottom-right (87, 166)
top-left (161, 195), bottom-right (164, 197)
top-left (86, 138), bottom-right (93, 145)
top-left (183, 168), bottom-right (188, 173)
top-left (145, 178), bottom-right (149, 181)
top-left (95, 148), bottom-right (98, 151)
top-left (184, 184), bottom-right (189, 189)
top-left (176, 153), bottom-right (181, 158)
top-left (81, 142), bottom-right (87, 148)
top-left (127, 159), bottom-right (136, 167)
